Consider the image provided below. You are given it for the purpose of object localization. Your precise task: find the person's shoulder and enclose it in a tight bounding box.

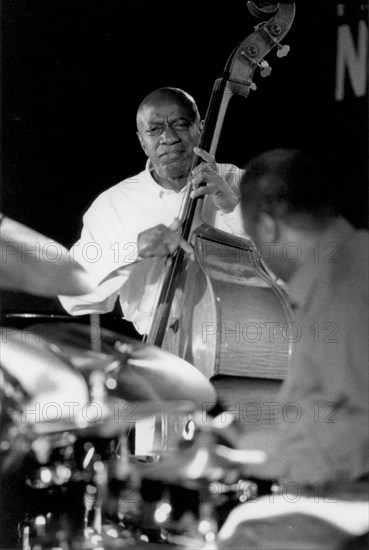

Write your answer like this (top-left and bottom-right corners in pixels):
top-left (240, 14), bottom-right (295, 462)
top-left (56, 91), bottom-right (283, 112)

top-left (353, 227), bottom-right (369, 248)
top-left (103, 169), bottom-right (146, 196)
top-left (329, 225), bottom-right (368, 298)
top-left (348, 227), bottom-right (369, 288)
top-left (340, 225), bottom-right (368, 272)
top-left (118, 168), bottom-right (147, 190)
top-left (87, 169), bottom-right (146, 208)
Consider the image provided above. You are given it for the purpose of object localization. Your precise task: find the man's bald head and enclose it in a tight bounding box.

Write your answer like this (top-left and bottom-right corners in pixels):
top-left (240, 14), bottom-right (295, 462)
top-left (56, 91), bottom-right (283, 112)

top-left (136, 87), bottom-right (200, 129)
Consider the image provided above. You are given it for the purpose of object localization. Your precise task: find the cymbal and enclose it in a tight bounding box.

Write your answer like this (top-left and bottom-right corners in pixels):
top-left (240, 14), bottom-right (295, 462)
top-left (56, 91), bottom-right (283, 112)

top-left (0, 328), bottom-right (90, 428)
top-left (1, 323), bottom-right (217, 441)
top-left (0, 216), bottom-right (94, 296)
top-left (27, 322), bottom-right (217, 409)
top-left (0, 329), bottom-right (198, 452)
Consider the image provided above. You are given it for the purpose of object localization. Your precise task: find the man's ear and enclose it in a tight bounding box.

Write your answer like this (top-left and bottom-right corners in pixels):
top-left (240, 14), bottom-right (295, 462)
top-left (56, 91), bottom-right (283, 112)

top-left (136, 131), bottom-right (148, 156)
top-left (257, 212), bottom-right (279, 242)
top-left (195, 120), bottom-right (205, 147)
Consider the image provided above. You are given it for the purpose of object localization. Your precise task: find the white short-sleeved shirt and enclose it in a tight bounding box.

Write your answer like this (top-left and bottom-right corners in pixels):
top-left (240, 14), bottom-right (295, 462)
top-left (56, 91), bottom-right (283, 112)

top-left (60, 161), bottom-right (245, 334)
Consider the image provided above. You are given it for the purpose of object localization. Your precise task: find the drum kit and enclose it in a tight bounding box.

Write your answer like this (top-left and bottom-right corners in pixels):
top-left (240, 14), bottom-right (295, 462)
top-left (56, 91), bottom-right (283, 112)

top-left (2, 219), bottom-right (369, 550)
top-left (0, 219), bottom-right (264, 550)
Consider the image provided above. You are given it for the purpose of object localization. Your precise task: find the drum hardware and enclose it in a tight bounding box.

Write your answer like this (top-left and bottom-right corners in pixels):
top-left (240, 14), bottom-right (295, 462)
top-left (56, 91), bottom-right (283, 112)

top-left (2, 393), bottom-right (266, 548)
top-left (16, 434), bottom-right (132, 550)
top-left (0, 323), bottom-right (219, 548)
top-left (137, 476), bottom-right (259, 546)
top-left (136, 421), bottom-right (266, 546)
top-left (1, 388), bottom-right (262, 550)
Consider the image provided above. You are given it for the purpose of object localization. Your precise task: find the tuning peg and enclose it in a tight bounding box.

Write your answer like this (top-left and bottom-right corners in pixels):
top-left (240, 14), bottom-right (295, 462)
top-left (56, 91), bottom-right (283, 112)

top-left (276, 44), bottom-right (290, 58)
top-left (259, 59), bottom-right (272, 78)
top-left (245, 78), bottom-right (257, 91)
top-left (263, 23), bottom-right (291, 59)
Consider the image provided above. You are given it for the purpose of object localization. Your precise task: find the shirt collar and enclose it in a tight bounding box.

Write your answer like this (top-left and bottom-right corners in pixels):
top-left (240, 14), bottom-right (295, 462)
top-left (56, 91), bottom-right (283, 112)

top-left (287, 217), bottom-right (354, 308)
top-left (145, 160), bottom-right (189, 197)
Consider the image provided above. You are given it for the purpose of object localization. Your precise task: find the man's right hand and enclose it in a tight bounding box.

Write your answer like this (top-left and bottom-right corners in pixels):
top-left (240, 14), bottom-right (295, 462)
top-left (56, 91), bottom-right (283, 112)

top-left (137, 218), bottom-right (194, 259)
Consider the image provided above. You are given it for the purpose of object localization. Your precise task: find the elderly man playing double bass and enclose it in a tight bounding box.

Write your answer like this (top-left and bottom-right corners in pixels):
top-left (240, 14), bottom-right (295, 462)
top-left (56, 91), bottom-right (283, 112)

top-left (59, 87), bottom-right (245, 455)
top-left (60, 87), bottom-right (244, 334)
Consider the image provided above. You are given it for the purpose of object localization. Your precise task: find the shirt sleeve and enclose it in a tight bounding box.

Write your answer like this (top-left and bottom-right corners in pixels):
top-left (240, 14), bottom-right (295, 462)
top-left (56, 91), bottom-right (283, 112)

top-left (217, 165), bottom-right (250, 239)
top-left (219, 202), bottom-right (250, 238)
top-left (203, 164), bottom-right (250, 239)
top-left (59, 191), bottom-right (138, 315)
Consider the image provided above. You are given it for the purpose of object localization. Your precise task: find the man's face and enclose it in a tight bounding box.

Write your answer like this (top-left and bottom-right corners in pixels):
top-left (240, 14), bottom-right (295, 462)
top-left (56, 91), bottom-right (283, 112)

top-left (137, 101), bottom-right (201, 183)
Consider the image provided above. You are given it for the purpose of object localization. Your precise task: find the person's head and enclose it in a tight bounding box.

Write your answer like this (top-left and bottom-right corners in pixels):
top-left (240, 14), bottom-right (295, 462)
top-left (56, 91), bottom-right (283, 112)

top-left (240, 149), bottom-right (338, 281)
top-left (136, 88), bottom-right (203, 188)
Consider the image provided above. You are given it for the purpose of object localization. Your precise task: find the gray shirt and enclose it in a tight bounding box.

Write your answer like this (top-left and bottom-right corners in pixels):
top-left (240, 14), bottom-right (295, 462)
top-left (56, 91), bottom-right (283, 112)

top-left (239, 217), bottom-right (369, 484)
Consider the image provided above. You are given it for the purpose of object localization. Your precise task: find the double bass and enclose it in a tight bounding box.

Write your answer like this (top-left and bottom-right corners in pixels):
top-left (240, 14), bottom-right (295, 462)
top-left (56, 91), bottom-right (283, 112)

top-left (147, 2), bottom-right (296, 425)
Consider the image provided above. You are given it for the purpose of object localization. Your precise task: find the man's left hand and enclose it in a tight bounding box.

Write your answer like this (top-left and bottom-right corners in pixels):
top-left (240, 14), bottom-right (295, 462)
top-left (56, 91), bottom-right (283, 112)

top-left (189, 147), bottom-right (240, 213)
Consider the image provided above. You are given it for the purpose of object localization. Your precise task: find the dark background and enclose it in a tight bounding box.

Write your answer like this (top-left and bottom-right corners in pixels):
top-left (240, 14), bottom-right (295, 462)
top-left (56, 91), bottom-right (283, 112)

top-left (1, 0), bottom-right (368, 313)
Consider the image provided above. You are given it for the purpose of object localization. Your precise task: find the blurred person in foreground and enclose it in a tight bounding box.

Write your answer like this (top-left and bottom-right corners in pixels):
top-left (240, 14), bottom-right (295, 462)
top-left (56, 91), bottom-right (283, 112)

top-left (215, 149), bottom-right (368, 550)
top-left (235, 148), bottom-right (368, 485)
